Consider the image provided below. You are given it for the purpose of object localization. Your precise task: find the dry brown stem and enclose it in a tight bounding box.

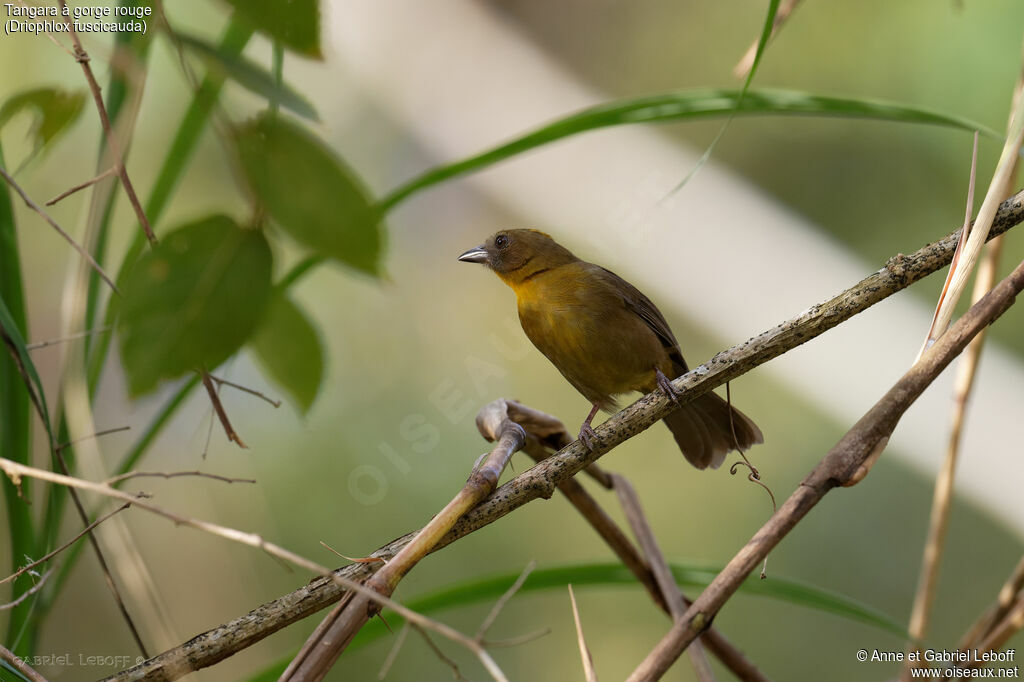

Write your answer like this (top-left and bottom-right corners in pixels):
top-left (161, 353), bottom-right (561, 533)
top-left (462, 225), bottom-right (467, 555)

top-left (0, 643), bottom-right (48, 682)
top-left (626, 255), bottom-right (1024, 682)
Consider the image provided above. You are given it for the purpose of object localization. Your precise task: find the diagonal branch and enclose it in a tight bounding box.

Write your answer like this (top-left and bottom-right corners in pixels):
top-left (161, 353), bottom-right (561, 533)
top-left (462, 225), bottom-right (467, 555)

top-left (101, 190), bottom-right (1024, 681)
top-left (56, 0), bottom-right (156, 245)
top-left (0, 167), bottom-right (118, 292)
top-left (626, 254), bottom-right (1024, 681)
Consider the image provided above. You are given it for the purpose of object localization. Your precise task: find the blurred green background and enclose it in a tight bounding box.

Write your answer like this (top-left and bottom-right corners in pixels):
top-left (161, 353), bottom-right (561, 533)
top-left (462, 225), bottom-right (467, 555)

top-left (1, 0), bottom-right (1023, 680)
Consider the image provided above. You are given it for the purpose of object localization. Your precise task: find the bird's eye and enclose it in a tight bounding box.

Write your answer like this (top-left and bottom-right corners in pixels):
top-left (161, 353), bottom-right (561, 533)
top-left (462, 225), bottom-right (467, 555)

top-left (495, 234), bottom-right (509, 249)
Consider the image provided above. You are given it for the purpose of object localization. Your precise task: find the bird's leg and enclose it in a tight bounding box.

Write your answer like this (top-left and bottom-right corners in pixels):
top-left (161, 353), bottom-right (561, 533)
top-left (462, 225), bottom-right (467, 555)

top-left (654, 367), bottom-right (680, 403)
top-left (578, 403), bottom-right (601, 451)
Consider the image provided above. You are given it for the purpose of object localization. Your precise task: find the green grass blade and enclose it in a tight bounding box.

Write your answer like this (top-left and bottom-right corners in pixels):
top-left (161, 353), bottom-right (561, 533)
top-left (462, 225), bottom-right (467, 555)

top-left (378, 88), bottom-right (997, 212)
top-left (667, 0), bottom-right (780, 195)
top-left (0, 144), bottom-right (37, 656)
top-left (243, 562), bottom-right (907, 681)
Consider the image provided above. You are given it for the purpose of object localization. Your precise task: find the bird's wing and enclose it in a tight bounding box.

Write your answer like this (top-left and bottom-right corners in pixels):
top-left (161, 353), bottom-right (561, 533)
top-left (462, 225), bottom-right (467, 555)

top-left (592, 265), bottom-right (689, 372)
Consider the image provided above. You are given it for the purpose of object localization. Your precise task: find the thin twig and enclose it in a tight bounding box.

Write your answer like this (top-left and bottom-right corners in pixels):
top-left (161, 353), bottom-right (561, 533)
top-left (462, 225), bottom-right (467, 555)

top-left (104, 470), bottom-right (256, 486)
top-left (57, 0), bottom-right (156, 244)
top-left (57, 425), bottom-right (131, 452)
top-left (626, 256), bottom-right (1024, 682)
top-left (103, 194), bottom-right (1024, 682)
top-left (26, 326), bottom-right (112, 350)
top-left (0, 504), bottom-right (130, 586)
top-left (45, 167), bottom-right (117, 205)
top-left (319, 541), bottom-right (387, 565)
top-left (476, 560), bottom-right (536, 641)
top-left (378, 623), bottom-right (410, 680)
top-left (52, 447), bottom-right (149, 658)
top-left (412, 623), bottom-right (467, 681)
top-left (0, 456), bottom-right (510, 682)
top-left (483, 628), bottom-right (551, 648)
top-left (209, 374), bottom-right (282, 408)
top-left (0, 167), bottom-right (119, 292)
top-left (200, 370), bottom-right (247, 448)
top-left (0, 643), bottom-right (48, 682)
top-left (569, 585), bottom-right (598, 682)
top-left (0, 568), bottom-right (53, 611)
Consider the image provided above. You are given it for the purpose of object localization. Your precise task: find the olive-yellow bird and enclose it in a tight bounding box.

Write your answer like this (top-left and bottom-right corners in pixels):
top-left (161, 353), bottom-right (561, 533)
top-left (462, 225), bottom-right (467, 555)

top-left (458, 229), bottom-right (762, 469)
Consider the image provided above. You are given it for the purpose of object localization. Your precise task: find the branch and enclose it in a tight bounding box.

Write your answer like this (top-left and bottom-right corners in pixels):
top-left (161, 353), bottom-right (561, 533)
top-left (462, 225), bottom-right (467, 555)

top-left (57, 0), bottom-right (156, 245)
top-left (201, 370), bottom-right (247, 448)
top-left (282, 402), bottom-right (527, 679)
top-left (626, 254), bottom-right (1024, 681)
top-left (103, 471), bottom-right (256, 487)
top-left (0, 568), bottom-right (53, 610)
top-left (0, 643), bottom-right (48, 682)
top-left (0, 167), bottom-right (118, 292)
top-left (101, 189), bottom-right (1024, 681)
top-left (45, 166), bottom-right (116, 206)
top-left (0, 504), bottom-right (130, 586)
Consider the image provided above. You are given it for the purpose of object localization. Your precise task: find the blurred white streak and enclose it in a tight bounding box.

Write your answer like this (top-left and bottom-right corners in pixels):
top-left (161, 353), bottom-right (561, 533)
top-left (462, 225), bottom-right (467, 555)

top-left (328, 0), bottom-right (1024, 534)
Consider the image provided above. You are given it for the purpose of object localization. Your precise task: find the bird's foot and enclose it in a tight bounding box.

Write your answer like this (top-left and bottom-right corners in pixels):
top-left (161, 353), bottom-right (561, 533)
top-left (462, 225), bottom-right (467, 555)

top-left (578, 422), bottom-right (599, 451)
top-left (655, 367), bottom-right (680, 403)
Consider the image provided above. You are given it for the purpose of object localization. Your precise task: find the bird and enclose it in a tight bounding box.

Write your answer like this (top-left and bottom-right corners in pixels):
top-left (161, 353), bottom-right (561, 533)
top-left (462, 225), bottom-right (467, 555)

top-left (458, 228), bottom-right (762, 469)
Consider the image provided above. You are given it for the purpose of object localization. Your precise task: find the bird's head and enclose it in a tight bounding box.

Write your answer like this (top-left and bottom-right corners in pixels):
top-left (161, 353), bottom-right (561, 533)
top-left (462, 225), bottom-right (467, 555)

top-left (458, 229), bottom-right (577, 284)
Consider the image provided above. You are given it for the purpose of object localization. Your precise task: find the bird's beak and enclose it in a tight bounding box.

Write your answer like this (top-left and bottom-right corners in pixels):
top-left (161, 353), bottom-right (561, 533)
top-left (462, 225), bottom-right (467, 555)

top-left (457, 245), bottom-right (489, 264)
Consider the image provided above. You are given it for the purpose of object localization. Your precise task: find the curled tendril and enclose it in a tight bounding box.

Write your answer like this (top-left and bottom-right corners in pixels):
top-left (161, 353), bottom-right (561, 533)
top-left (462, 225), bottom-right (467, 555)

top-left (726, 382), bottom-right (776, 579)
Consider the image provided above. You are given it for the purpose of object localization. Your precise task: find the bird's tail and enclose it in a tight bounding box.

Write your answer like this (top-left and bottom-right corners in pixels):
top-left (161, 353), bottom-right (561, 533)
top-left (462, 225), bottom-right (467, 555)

top-left (662, 391), bottom-right (763, 470)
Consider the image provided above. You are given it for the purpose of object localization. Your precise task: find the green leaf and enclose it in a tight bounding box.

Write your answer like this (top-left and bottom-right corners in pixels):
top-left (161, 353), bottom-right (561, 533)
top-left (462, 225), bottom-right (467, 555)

top-left (250, 294), bottom-right (323, 413)
top-left (117, 215), bottom-right (273, 396)
top-left (233, 114), bottom-right (383, 275)
top-left (0, 88), bottom-right (86, 159)
top-left (175, 32), bottom-right (318, 121)
top-left (221, 0), bottom-right (320, 58)
top-left (0, 297), bottom-right (52, 443)
top-left (397, 563), bottom-right (909, 641)
top-left (0, 149), bottom-right (40, 653)
top-left (379, 88), bottom-right (998, 211)
top-left (244, 561), bottom-right (908, 681)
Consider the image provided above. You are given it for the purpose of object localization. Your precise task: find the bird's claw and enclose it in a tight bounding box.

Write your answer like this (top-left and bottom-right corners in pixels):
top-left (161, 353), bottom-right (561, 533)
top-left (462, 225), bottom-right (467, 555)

top-left (655, 368), bottom-right (680, 403)
top-left (578, 422), bottom-right (598, 451)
